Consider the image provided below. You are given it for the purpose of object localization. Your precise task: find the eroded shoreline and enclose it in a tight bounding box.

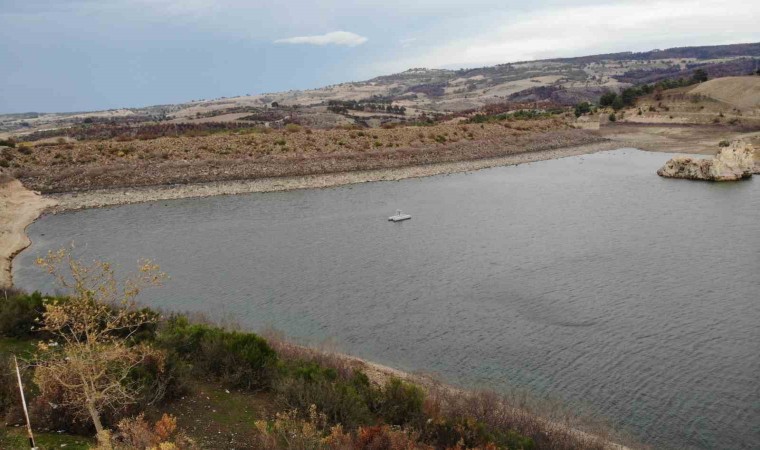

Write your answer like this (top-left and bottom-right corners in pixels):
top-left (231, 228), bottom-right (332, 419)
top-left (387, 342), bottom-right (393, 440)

top-left (3, 140), bottom-right (623, 288)
top-left (48, 140), bottom-right (625, 212)
top-left (0, 178), bottom-right (56, 288)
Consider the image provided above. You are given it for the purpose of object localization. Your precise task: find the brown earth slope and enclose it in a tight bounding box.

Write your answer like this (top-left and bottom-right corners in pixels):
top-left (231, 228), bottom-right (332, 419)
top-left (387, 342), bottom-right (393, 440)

top-left (9, 119), bottom-right (606, 193)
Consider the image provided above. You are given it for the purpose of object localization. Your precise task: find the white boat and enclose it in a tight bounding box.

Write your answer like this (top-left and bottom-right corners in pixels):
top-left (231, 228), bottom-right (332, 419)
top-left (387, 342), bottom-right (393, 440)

top-left (388, 209), bottom-right (412, 222)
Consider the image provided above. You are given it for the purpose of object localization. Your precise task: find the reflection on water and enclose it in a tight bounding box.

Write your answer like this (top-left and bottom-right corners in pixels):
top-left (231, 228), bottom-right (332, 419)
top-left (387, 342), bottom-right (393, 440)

top-left (15, 149), bottom-right (760, 449)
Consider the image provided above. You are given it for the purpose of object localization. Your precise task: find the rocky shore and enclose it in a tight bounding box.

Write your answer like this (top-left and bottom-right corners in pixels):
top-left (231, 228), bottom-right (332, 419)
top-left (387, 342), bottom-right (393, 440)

top-left (657, 140), bottom-right (757, 181)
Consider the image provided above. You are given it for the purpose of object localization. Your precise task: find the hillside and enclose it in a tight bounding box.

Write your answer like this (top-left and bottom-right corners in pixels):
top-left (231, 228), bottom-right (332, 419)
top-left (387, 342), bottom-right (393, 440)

top-left (688, 76), bottom-right (760, 109)
top-left (1, 42), bottom-right (758, 138)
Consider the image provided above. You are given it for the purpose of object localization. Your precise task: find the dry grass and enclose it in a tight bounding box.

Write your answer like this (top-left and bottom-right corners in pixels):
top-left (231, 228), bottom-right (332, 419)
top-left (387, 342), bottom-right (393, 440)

top-left (9, 118), bottom-right (606, 193)
top-left (688, 76), bottom-right (760, 110)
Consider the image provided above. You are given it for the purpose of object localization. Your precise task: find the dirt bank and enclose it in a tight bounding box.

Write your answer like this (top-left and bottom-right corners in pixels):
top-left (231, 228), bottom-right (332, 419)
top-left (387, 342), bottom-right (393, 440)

top-left (49, 140), bottom-right (624, 212)
top-left (0, 178), bottom-right (57, 288)
top-left (599, 123), bottom-right (760, 154)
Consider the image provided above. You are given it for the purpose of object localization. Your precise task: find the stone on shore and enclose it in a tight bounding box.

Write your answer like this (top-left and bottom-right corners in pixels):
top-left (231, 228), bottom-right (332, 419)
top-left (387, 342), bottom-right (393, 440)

top-left (657, 140), bottom-right (756, 181)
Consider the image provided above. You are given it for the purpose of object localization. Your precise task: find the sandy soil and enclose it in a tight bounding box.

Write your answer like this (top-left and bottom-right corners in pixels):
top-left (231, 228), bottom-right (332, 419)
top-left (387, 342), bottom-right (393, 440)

top-left (0, 178), bottom-right (57, 288)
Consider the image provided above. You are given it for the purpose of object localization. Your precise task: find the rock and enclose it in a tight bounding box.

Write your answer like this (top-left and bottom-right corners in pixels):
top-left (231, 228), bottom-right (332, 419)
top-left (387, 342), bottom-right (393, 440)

top-left (657, 140), bottom-right (756, 181)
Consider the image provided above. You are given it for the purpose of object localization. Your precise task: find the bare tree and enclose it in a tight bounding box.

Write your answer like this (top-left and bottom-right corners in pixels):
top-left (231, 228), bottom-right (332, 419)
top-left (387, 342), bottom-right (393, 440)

top-left (33, 248), bottom-right (167, 447)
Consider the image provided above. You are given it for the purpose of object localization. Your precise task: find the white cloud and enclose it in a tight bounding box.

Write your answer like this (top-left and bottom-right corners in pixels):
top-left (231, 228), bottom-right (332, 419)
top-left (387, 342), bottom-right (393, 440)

top-left (275, 31), bottom-right (368, 47)
top-left (375, 0), bottom-right (760, 72)
top-left (399, 37), bottom-right (417, 48)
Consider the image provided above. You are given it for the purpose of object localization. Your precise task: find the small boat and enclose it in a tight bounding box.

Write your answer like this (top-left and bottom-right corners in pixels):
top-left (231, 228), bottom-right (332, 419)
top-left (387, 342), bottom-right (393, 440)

top-left (388, 209), bottom-right (412, 222)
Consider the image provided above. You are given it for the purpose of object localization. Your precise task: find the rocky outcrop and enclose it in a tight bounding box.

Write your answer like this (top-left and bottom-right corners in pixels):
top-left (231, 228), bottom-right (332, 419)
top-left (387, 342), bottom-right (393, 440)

top-left (657, 141), bottom-right (756, 181)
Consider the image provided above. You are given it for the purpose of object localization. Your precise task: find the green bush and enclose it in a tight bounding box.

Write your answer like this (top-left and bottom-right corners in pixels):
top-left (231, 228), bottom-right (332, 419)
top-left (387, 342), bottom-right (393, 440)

top-left (0, 291), bottom-right (44, 338)
top-left (0, 355), bottom-right (15, 416)
top-left (692, 68), bottom-right (708, 83)
top-left (275, 372), bottom-right (376, 429)
top-left (574, 102), bottom-right (592, 117)
top-left (157, 317), bottom-right (278, 389)
top-left (608, 113), bottom-right (617, 122)
top-left (599, 91), bottom-right (617, 107)
top-left (128, 347), bottom-right (189, 406)
top-left (425, 417), bottom-right (534, 450)
top-left (378, 378), bottom-right (425, 427)
top-left (611, 96), bottom-right (625, 111)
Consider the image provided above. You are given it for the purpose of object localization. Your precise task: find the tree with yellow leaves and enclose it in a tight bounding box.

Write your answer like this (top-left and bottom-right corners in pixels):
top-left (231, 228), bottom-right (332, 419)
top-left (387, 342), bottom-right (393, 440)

top-left (33, 248), bottom-right (167, 448)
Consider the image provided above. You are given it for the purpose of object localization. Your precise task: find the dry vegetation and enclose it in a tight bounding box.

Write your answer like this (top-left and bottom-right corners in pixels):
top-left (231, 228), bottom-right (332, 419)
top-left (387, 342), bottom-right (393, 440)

top-left (6, 117), bottom-right (605, 193)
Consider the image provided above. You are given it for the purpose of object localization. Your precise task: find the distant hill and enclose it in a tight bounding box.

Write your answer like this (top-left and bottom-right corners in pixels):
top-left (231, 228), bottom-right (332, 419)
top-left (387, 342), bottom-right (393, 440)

top-left (2, 42), bottom-right (759, 136)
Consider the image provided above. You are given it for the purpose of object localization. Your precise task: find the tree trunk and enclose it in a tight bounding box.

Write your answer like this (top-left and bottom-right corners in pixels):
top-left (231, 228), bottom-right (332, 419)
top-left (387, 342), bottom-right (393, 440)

top-left (86, 399), bottom-right (111, 449)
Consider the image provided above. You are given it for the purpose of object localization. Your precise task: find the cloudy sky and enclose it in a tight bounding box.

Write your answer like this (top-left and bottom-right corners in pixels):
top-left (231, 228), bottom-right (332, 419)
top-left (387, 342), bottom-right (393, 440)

top-left (1, 0), bottom-right (759, 113)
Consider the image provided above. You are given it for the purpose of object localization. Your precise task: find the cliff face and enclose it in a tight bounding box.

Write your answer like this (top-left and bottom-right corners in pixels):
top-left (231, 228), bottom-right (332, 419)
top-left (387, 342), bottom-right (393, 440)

top-left (657, 141), bottom-right (756, 181)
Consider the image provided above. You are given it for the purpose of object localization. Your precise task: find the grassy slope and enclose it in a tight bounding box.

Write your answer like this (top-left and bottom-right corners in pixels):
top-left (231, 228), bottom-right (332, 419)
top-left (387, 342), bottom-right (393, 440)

top-left (688, 76), bottom-right (760, 110)
top-left (0, 337), bottom-right (274, 449)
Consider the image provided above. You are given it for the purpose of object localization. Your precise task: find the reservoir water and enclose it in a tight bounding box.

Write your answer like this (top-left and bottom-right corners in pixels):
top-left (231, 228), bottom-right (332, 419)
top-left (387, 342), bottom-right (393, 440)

top-left (14, 149), bottom-right (760, 449)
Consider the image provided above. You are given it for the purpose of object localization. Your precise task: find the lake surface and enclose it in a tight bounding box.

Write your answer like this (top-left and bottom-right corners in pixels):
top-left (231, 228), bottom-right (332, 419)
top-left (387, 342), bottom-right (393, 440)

top-left (15, 149), bottom-right (760, 449)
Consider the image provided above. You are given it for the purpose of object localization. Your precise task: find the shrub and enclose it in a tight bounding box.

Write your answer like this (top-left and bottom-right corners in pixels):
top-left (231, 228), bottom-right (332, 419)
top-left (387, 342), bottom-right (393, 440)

top-left (425, 416), bottom-right (534, 450)
top-left (608, 113), bottom-right (617, 122)
top-left (378, 378), bottom-right (425, 427)
top-left (285, 124), bottom-right (302, 133)
top-left (574, 102), bottom-right (592, 117)
top-left (0, 355), bottom-right (16, 417)
top-left (158, 317), bottom-right (278, 389)
top-left (718, 140), bottom-right (730, 147)
top-left (599, 91), bottom-right (617, 107)
top-left (692, 68), bottom-right (708, 83)
top-left (0, 290), bottom-right (45, 338)
top-left (110, 413), bottom-right (195, 449)
top-left (0, 138), bottom-right (16, 148)
top-left (254, 406), bottom-right (327, 450)
top-left (611, 96), bottom-right (625, 111)
top-left (128, 346), bottom-right (189, 406)
top-left (275, 370), bottom-right (376, 429)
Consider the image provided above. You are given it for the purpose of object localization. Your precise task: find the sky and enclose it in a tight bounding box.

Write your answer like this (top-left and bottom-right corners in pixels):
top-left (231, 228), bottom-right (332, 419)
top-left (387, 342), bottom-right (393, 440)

top-left (1, 0), bottom-right (759, 113)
